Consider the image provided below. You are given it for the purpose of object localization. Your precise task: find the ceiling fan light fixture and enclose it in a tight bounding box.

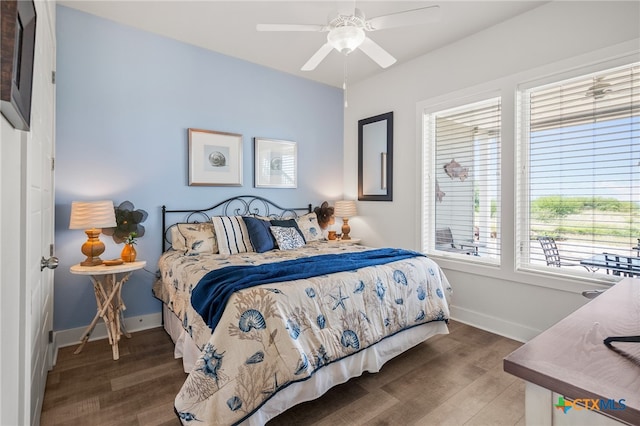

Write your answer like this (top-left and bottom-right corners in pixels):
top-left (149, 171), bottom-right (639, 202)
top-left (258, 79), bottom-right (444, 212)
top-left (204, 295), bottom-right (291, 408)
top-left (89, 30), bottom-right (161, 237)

top-left (327, 26), bottom-right (365, 54)
top-left (259, 4), bottom-right (442, 72)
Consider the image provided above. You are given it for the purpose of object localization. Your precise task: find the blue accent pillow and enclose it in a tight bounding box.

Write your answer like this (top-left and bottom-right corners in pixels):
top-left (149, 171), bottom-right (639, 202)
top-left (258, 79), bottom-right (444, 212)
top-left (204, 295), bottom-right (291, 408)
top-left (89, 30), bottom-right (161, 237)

top-left (270, 219), bottom-right (306, 243)
top-left (243, 216), bottom-right (276, 253)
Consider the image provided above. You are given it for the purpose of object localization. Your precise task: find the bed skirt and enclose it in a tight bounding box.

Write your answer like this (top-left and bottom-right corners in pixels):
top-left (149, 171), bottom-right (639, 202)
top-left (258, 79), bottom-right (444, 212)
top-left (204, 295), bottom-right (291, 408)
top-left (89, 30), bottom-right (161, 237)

top-left (162, 304), bottom-right (449, 425)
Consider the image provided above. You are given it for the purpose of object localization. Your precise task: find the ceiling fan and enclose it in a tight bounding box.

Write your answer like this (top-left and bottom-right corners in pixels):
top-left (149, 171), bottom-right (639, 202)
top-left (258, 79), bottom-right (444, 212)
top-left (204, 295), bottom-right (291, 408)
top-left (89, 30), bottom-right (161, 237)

top-left (256, 5), bottom-right (441, 71)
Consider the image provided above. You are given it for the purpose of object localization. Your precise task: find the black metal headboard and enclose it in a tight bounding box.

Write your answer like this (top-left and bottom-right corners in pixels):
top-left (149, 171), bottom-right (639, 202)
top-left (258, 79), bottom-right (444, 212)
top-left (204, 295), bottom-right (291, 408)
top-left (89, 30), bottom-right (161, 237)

top-left (161, 195), bottom-right (313, 251)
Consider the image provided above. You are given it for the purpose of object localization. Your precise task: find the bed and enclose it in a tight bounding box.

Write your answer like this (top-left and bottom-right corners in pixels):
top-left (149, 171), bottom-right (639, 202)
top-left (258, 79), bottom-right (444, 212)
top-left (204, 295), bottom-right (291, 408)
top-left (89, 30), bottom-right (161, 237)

top-left (153, 195), bottom-right (452, 425)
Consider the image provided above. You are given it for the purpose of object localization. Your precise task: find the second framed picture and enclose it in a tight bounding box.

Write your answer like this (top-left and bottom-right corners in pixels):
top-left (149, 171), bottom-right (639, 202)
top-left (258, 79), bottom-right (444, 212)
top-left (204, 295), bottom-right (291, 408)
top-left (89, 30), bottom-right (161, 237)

top-left (254, 138), bottom-right (297, 188)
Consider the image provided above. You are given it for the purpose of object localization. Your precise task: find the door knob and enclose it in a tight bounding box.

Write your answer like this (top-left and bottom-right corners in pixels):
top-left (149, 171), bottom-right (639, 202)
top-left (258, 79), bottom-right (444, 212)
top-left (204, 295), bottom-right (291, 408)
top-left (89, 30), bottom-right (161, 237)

top-left (41, 256), bottom-right (59, 271)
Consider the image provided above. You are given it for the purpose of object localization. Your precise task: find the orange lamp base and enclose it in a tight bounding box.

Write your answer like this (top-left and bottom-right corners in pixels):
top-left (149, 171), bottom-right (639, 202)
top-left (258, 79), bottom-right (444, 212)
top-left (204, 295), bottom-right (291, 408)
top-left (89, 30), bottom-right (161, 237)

top-left (80, 229), bottom-right (105, 266)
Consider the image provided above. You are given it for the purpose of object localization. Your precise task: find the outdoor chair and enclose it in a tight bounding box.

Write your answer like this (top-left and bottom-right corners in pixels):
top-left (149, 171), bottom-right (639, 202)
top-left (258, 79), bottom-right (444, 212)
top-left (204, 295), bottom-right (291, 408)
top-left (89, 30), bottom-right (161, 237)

top-left (436, 227), bottom-right (477, 255)
top-left (581, 253), bottom-right (636, 299)
top-left (537, 236), bottom-right (590, 270)
top-left (601, 254), bottom-right (640, 346)
top-left (603, 253), bottom-right (634, 277)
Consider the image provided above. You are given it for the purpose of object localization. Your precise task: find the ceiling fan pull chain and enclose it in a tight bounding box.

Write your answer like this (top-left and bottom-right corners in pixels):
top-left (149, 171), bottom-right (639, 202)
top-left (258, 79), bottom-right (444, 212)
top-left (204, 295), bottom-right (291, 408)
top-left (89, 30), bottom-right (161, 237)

top-left (343, 57), bottom-right (348, 108)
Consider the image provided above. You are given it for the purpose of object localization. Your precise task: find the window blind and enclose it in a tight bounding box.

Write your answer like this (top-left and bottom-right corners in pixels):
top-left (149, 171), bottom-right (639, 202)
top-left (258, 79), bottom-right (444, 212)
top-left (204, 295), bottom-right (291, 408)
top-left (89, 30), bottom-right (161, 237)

top-left (520, 63), bottom-right (640, 272)
top-left (425, 97), bottom-right (501, 260)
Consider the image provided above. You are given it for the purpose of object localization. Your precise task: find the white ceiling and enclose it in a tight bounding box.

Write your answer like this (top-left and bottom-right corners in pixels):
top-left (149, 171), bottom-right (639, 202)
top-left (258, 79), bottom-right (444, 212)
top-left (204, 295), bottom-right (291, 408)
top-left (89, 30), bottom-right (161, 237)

top-left (59, 1), bottom-right (548, 88)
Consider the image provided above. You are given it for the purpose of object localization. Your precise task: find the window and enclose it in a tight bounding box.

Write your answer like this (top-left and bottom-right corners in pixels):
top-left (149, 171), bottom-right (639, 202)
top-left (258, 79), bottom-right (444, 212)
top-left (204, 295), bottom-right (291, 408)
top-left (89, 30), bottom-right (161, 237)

top-left (422, 97), bottom-right (501, 261)
top-left (517, 63), bottom-right (640, 277)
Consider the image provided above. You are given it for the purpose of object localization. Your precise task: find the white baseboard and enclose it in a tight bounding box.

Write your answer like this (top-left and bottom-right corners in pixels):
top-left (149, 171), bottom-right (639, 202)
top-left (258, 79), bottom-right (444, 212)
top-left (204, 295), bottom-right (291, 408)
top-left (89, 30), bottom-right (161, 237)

top-left (52, 312), bottom-right (162, 365)
top-left (51, 308), bottom-right (534, 365)
top-left (449, 305), bottom-right (540, 343)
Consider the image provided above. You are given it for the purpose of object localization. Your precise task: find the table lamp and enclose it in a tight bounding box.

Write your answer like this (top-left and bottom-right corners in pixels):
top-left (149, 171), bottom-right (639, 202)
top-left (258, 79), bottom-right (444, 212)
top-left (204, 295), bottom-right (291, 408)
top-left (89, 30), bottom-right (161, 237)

top-left (69, 200), bottom-right (117, 266)
top-left (333, 200), bottom-right (357, 240)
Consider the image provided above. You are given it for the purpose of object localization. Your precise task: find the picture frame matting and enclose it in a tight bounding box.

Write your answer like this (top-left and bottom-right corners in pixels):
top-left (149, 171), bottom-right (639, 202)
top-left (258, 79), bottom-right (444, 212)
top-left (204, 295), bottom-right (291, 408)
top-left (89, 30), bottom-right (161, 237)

top-left (188, 128), bottom-right (243, 186)
top-left (254, 138), bottom-right (297, 189)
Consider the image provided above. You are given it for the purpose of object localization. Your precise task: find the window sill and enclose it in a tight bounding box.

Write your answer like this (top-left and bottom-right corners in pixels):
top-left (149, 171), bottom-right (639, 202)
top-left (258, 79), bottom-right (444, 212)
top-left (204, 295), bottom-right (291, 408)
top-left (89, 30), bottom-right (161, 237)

top-left (432, 254), bottom-right (615, 295)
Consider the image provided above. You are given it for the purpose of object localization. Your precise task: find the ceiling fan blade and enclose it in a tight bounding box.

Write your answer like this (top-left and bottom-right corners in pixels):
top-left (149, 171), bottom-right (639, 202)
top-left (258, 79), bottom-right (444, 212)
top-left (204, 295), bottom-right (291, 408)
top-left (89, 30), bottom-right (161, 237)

top-left (358, 37), bottom-right (396, 68)
top-left (256, 23), bottom-right (326, 32)
top-left (301, 43), bottom-right (334, 71)
top-left (367, 5), bottom-right (441, 30)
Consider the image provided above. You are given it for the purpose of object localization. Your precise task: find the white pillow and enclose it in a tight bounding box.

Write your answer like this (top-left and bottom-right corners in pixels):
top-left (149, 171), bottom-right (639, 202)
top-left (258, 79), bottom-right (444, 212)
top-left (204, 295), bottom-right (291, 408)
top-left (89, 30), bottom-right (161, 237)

top-left (171, 223), bottom-right (218, 254)
top-left (295, 212), bottom-right (322, 242)
top-left (270, 226), bottom-right (306, 250)
top-left (212, 216), bottom-right (254, 255)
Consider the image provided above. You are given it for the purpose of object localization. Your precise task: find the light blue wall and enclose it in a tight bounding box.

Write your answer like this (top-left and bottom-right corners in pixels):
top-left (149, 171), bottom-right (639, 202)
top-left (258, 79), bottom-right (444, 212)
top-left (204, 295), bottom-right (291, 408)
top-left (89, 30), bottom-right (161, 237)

top-left (54, 6), bottom-right (344, 331)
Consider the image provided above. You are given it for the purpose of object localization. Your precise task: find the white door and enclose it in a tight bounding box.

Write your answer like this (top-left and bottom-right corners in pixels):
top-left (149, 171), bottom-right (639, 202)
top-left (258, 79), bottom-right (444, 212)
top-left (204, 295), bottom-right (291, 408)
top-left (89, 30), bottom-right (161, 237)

top-left (0, 2), bottom-right (55, 424)
top-left (27, 3), bottom-right (57, 424)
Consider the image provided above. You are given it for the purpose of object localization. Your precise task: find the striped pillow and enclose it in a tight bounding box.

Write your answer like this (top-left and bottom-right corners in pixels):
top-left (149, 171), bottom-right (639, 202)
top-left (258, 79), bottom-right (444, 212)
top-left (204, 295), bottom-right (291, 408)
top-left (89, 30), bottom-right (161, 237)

top-left (212, 216), bottom-right (254, 255)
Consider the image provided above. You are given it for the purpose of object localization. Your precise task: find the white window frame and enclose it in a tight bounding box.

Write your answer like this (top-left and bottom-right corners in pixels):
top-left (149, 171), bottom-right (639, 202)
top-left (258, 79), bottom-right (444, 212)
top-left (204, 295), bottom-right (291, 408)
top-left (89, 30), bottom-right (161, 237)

top-left (416, 42), bottom-right (639, 291)
top-left (419, 90), bottom-right (502, 266)
top-left (515, 61), bottom-right (639, 281)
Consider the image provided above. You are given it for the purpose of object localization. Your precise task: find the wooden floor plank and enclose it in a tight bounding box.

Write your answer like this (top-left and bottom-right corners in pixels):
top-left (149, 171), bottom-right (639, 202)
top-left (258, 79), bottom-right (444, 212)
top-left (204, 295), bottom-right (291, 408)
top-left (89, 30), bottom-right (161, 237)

top-left (464, 377), bottom-right (527, 426)
top-left (110, 360), bottom-right (184, 391)
top-left (42, 322), bottom-right (525, 426)
top-left (136, 401), bottom-right (181, 426)
top-left (40, 396), bottom-right (101, 425)
top-left (356, 333), bottom-right (463, 392)
top-left (312, 388), bottom-right (400, 426)
top-left (415, 365), bottom-right (519, 425)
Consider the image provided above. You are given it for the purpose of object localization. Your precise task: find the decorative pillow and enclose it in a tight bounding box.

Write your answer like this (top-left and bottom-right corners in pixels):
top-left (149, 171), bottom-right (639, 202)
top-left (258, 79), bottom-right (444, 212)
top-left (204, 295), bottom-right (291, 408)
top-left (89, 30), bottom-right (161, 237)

top-left (270, 226), bottom-right (306, 250)
top-left (242, 216), bottom-right (276, 253)
top-left (270, 218), bottom-right (306, 243)
top-left (212, 216), bottom-right (254, 255)
top-left (170, 222), bottom-right (217, 254)
top-left (295, 212), bottom-right (322, 242)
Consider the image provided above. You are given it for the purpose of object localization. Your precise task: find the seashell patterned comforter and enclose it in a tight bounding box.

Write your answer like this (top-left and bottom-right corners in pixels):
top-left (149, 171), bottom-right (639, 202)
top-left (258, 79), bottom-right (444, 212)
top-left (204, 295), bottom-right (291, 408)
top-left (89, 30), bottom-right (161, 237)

top-left (154, 241), bottom-right (452, 425)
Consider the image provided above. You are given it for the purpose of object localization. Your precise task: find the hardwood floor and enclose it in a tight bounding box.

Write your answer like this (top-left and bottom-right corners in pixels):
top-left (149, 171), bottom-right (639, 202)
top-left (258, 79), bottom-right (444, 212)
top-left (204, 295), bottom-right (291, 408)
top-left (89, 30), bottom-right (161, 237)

top-left (41, 321), bottom-right (525, 426)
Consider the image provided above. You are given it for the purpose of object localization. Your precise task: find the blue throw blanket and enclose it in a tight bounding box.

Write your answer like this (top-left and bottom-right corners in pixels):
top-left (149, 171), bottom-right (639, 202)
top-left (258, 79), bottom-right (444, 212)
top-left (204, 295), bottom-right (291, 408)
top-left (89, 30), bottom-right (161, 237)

top-left (191, 248), bottom-right (424, 331)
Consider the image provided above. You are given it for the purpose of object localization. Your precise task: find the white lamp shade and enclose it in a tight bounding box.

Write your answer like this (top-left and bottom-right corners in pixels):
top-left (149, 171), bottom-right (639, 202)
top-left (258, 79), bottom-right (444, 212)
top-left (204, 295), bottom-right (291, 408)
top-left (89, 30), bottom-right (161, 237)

top-left (334, 200), bottom-right (357, 218)
top-left (69, 200), bottom-right (117, 230)
top-left (327, 26), bottom-right (365, 54)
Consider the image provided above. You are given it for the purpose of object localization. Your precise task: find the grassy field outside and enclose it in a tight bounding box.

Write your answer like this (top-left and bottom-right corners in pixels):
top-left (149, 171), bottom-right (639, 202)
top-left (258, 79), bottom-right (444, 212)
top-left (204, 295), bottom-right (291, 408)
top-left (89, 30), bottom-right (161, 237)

top-left (533, 211), bottom-right (639, 250)
top-left (530, 208), bottom-right (640, 274)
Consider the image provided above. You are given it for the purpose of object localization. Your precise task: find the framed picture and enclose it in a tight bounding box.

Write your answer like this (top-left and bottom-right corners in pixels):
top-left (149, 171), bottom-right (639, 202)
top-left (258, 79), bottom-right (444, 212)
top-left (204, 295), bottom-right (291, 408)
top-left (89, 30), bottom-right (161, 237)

top-left (0, 0), bottom-right (37, 131)
top-left (188, 128), bottom-right (243, 186)
top-left (254, 138), bottom-right (297, 188)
